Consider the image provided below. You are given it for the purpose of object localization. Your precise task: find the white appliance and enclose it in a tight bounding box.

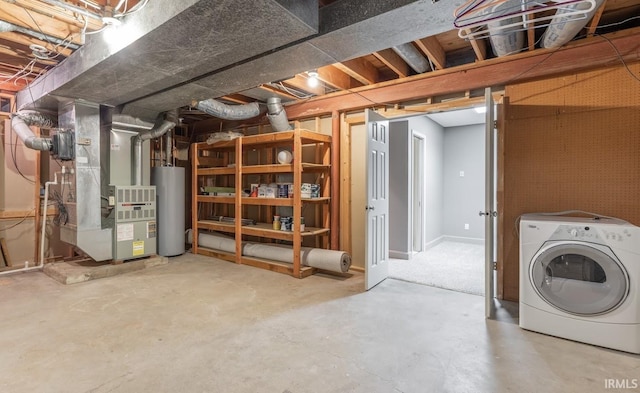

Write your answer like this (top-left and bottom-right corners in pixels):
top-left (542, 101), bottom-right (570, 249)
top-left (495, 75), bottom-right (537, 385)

top-left (519, 214), bottom-right (640, 353)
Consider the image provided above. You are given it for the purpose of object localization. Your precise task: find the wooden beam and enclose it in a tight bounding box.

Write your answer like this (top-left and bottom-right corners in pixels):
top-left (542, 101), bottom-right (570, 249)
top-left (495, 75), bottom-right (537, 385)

top-left (219, 94), bottom-right (254, 104)
top-left (587, 0), bottom-right (608, 36)
top-left (0, 33), bottom-right (73, 58)
top-left (372, 49), bottom-right (410, 78)
top-left (257, 84), bottom-right (298, 100)
top-left (317, 65), bottom-right (355, 90)
top-left (414, 36), bottom-right (446, 70)
top-left (525, 14), bottom-right (536, 51)
top-left (333, 58), bottom-right (379, 85)
top-left (0, 2), bottom-right (87, 45)
top-left (285, 28), bottom-right (640, 119)
top-left (468, 37), bottom-right (487, 61)
top-left (282, 74), bottom-right (325, 96)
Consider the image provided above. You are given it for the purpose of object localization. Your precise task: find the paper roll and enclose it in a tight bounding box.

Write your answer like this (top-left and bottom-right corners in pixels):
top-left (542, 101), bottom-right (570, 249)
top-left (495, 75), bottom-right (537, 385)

top-left (190, 231), bottom-right (351, 273)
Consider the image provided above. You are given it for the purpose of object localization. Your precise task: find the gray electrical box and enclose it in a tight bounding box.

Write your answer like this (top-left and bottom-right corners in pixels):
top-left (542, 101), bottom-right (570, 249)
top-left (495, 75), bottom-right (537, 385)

top-left (108, 185), bottom-right (157, 261)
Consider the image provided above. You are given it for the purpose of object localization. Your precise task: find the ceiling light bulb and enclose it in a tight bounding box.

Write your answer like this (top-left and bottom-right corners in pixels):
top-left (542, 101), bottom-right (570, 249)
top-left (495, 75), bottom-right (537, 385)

top-left (474, 106), bottom-right (487, 114)
top-left (102, 16), bottom-right (122, 26)
top-left (307, 71), bottom-right (319, 88)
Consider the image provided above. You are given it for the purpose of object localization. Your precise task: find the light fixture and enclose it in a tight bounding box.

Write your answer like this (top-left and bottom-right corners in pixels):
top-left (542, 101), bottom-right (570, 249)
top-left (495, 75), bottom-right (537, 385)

top-left (307, 70), bottom-right (319, 88)
top-left (474, 106), bottom-right (487, 114)
top-left (101, 16), bottom-right (122, 26)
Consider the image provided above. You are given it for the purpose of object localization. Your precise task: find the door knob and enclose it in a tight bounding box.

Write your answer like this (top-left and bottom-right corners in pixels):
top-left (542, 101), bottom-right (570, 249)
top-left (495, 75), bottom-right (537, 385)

top-left (365, 205), bottom-right (375, 211)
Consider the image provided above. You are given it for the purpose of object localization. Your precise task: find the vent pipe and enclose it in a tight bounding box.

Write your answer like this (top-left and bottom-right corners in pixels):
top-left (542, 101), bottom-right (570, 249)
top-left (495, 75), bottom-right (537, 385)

top-left (193, 98), bottom-right (260, 120)
top-left (10, 111), bottom-right (56, 151)
top-left (132, 115), bottom-right (175, 185)
top-left (164, 110), bottom-right (178, 166)
top-left (392, 43), bottom-right (431, 73)
top-left (266, 97), bottom-right (292, 132)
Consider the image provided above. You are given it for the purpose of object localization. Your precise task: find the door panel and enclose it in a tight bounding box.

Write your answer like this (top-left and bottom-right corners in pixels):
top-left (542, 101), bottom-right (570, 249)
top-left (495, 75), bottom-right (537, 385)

top-left (484, 87), bottom-right (496, 318)
top-left (365, 110), bottom-right (390, 290)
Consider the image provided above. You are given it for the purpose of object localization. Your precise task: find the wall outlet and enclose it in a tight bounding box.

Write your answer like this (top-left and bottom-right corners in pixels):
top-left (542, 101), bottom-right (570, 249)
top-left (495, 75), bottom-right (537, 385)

top-left (464, 223), bottom-right (470, 230)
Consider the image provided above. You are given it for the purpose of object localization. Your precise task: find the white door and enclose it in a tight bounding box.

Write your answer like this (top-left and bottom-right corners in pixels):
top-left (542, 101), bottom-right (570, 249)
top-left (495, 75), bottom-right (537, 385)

top-left (365, 109), bottom-right (390, 290)
top-left (483, 87), bottom-right (497, 318)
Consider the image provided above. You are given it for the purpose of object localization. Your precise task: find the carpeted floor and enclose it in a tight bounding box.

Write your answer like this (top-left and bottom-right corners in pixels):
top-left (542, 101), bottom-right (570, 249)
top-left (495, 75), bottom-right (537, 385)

top-left (389, 240), bottom-right (485, 296)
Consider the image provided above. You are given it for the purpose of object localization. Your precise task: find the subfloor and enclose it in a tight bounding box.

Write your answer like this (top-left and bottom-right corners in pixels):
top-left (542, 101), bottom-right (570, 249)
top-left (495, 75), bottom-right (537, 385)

top-left (1, 253), bottom-right (637, 393)
top-left (390, 241), bottom-right (485, 296)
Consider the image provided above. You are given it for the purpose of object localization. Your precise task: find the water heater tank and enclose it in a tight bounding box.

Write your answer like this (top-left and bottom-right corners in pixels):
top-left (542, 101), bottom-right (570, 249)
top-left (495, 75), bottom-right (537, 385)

top-left (151, 166), bottom-right (185, 256)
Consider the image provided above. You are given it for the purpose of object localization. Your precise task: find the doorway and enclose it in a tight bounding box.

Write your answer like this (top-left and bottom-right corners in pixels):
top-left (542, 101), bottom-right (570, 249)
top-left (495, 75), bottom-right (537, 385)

top-left (388, 107), bottom-right (488, 296)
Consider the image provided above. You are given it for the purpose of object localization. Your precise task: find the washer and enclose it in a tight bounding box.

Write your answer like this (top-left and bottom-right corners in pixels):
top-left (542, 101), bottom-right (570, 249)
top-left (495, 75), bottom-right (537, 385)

top-left (519, 214), bottom-right (640, 353)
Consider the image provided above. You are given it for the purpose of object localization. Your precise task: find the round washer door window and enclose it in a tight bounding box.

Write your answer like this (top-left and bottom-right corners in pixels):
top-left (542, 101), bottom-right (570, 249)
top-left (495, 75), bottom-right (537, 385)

top-left (530, 242), bottom-right (629, 316)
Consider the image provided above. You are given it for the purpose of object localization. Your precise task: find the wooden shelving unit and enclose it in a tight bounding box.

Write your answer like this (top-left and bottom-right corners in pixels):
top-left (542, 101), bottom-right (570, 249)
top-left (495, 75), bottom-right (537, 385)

top-left (191, 129), bottom-right (331, 278)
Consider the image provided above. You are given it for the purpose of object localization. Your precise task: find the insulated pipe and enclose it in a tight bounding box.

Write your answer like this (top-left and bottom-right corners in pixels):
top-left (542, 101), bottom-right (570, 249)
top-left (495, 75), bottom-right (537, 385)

top-left (0, 21), bottom-right (80, 50)
top-left (10, 111), bottom-right (54, 151)
top-left (266, 97), bottom-right (292, 132)
top-left (193, 98), bottom-right (260, 121)
top-left (39, 0), bottom-right (103, 21)
top-left (541, 0), bottom-right (605, 48)
top-left (392, 43), bottom-right (431, 73)
top-left (132, 119), bottom-right (175, 185)
top-left (486, 0), bottom-right (525, 57)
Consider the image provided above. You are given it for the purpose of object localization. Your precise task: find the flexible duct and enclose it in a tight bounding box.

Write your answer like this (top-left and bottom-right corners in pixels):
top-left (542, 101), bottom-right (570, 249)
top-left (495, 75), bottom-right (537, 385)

top-left (541, 0), bottom-right (605, 48)
top-left (486, 0), bottom-right (525, 57)
top-left (193, 98), bottom-right (260, 121)
top-left (132, 117), bottom-right (175, 185)
top-left (10, 111), bottom-right (55, 151)
top-left (266, 97), bottom-right (292, 132)
top-left (392, 43), bottom-right (431, 73)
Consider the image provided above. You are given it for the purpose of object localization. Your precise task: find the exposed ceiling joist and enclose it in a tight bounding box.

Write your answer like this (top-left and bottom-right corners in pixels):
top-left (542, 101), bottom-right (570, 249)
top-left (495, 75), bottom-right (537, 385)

top-left (219, 94), bottom-right (254, 104)
top-left (373, 48), bottom-right (409, 77)
top-left (414, 36), bottom-right (446, 70)
top-left (587, 0), bottom-right (609, 36)
top-left (282, 74), bottom-right (325, 96)
top-left (285, 27), bottom-right (640, 119)
top-left (0, 1), bottom-right (85, 44)
top-left (317, 65), bottom-right (357, 90)
top-left (334, 57), bottom-right (379, 85)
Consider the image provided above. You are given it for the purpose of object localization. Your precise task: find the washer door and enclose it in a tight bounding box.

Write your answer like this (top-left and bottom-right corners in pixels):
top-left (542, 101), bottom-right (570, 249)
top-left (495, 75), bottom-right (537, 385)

top-left (530, 242), bottom-right (629, 316)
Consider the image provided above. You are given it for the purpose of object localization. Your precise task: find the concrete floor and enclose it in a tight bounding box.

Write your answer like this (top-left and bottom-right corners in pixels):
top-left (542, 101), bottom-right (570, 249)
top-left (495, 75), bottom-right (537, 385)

top-left (0, 253), bottom-right (637, 393)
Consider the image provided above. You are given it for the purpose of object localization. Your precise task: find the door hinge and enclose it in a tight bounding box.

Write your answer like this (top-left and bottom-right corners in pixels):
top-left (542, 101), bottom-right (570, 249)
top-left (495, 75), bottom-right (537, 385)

top-left (493, 120), bottom-right (498, 129)
top-left (493, 261), bottom-right (498, 271)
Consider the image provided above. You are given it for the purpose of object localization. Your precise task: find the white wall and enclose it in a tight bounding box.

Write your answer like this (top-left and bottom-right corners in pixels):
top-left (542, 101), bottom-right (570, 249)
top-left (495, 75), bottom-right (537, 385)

top-left (389, 120), bottom-right (410, 257)
top-left (443, 124), bottom-right (485, 240)
top-left (408, 116), bottom-right (444, 247)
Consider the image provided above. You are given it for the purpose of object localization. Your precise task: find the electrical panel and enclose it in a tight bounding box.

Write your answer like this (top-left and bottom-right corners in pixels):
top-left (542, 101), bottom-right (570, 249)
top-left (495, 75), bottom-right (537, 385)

top-left (108, 185), bottom-right (157, 261)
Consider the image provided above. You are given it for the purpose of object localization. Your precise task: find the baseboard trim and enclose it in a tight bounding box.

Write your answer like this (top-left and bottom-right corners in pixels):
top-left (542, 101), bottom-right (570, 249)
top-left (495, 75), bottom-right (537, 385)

top-left (442, 235), bottom-right (484, 245)
top-left (424, 236), bottom-right (444, 251)
top-left (390, 250), bottom-right (411, 260)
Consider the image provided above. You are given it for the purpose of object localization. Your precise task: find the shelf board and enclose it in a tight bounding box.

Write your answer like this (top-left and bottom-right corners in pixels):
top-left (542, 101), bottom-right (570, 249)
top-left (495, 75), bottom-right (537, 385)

top-left (197, 220), bottom-right (236, 233)
top-left (242, 197), bottom-right (293, 206)
top-left (242, 223), bottom-right (329, 239)
top-left (243, 164), bottom-right (292, 174)
top-left (197, 195), bottom-right (236, 204)
top-left (197, 167), bottom-right (235, 175)
top-left (194, 247), bottom-right (316, 278)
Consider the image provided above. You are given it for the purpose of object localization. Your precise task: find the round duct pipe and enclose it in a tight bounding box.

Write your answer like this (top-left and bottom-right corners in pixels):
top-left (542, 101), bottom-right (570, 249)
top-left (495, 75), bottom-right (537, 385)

top-left (266, 97), bottom-right (292, 132)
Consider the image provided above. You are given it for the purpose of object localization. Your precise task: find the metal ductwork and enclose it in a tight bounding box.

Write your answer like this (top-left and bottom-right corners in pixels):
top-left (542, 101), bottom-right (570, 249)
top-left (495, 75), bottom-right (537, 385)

top-left (266, 97), bottom-right (292, 132)
top-left (542, 0), bottom-right (605, 48)
top-left (392, 43), bottom-right (431, 73)
top-left (132, 117), bottom-right (175, 185)
top-left (193, 99), bottom-right (261, 121)
top-left (10, 111), bottom-right (56, 151)
top-left (16, 0), bottom-right (460, 118)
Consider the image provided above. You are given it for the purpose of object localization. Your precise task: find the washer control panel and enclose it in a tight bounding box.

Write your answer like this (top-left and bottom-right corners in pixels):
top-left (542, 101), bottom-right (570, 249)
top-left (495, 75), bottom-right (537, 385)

top-left (549, 224), bottom-right (632, 244)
